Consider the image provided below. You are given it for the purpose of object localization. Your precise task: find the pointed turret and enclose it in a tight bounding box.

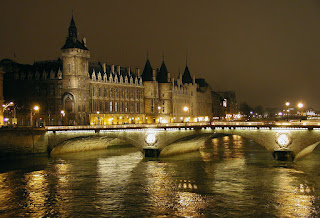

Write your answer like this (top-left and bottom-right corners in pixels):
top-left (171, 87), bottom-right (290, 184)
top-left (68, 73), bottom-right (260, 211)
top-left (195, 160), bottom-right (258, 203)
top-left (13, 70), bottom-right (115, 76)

top-left (68, 15), bottom-right (77, 40)
top-left (141, 58), bottom-right (153, 81)
top-left (156, 60), bottom-right (168, 83)
top-left (182, 64), bottom-right (193, 84)
top-left (61, 15), bottom-right (88, 50)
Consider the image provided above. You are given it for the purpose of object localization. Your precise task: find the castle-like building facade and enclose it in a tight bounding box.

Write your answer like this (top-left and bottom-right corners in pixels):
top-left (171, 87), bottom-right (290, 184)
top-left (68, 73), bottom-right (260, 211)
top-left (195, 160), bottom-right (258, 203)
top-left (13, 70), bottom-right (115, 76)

top-left (1, 17), bottom-right (212, 126)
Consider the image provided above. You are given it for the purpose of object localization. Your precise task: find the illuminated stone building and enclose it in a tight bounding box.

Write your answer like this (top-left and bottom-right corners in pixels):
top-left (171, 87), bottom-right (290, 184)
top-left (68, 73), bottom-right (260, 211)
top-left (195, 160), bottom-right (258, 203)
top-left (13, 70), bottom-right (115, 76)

top-left (1, 16), bottom-right (212, 126)
top-left (141, 58), bottom-right (212, 123)
top-left (88, 63), bottom-right (144, 125)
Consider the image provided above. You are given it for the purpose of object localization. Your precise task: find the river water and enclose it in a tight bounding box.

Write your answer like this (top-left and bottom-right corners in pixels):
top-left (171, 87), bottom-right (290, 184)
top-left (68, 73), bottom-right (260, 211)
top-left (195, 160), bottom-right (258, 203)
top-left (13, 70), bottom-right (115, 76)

top-left (0, 135), bottom-right (320, 217)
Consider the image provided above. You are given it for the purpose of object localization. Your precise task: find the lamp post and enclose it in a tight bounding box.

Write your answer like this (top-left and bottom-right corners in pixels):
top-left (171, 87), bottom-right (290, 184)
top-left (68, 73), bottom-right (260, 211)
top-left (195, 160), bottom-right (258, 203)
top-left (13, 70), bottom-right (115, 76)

top-left (285, 101), bottom-right (290, 121)
top-left (2, 102), bottom-right (14, 126)
top-left (30, 105), bottom-right (39, 127)
top-left (158, 106), bottom-right (161, 124)
top-left (60, 110), bottom-right (65, 125)
top-left (183, 106), bottom-right (189, 126)
top-left (297, 103), bottom-right (304, 120)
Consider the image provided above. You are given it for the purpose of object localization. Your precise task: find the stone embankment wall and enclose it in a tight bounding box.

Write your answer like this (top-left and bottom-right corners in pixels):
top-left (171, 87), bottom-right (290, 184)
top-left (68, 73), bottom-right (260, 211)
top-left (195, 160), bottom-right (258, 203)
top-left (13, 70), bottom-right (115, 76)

top-left (0, 128), bottom-right (47, 155)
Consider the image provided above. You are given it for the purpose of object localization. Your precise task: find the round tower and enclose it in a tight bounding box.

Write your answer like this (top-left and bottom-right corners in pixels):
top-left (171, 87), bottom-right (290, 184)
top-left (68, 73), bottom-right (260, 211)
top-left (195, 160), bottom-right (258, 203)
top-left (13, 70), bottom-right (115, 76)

top-left (61, 16), bottom-right (90, 125)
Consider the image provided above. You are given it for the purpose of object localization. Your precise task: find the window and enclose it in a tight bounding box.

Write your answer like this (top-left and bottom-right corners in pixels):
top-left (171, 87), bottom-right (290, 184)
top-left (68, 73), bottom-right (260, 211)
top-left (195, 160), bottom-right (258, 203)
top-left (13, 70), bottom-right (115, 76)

top-left (68, 64), bottom-right (71, 73)
top-left (115, 88), bottom-right (118, 98)
top-left (110, 101), bottom-right (113, 112)
top-left (120, 102), bottom-right (123, 112)
top-left (105, 102), bottom-right (108, 112)
top-left (104, 88), bottom-right (107, 97)
top-left (115, 102), bottom-right (118, 112)
top-left (125, 102), bottom-right (128, 112)
top-left (92, 87), bottom-right (95, 96)
top-left (98, 87), bottom-right (101, 97)
top-left (151, 99), bottom-right (154, 113)
top-left (110, 88), bottom-right (113, 98)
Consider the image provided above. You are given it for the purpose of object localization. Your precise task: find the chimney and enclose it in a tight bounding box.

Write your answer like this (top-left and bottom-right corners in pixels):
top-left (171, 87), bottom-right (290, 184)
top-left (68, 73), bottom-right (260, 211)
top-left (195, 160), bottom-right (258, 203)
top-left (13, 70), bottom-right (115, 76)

top-left (127, 67), bottom-right (131, 76)
top-left (111, 65), bottom-right (114, 74)
top-left (103, 63), bottom-right (106, 73)
top-left (152, 69), bottom-right (156, 81)
top-left (193, 75), bottom-right (196, 84)
top-left (136, 68), bottom-right (140, 77)
top-left (82, 37), bottom-right (87, 47)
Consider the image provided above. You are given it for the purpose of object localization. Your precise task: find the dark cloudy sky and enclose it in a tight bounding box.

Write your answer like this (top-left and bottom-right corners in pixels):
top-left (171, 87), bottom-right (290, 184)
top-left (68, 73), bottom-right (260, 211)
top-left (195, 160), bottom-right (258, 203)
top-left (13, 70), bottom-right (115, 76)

top-left (1, 0), bottom-right (320, 110)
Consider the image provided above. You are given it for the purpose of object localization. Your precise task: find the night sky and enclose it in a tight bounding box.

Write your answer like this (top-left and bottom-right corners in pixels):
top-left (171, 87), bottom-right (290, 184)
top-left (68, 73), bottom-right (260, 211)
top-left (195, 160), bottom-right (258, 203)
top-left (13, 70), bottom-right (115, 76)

top-left (1, 0), bottom-right (320, 110)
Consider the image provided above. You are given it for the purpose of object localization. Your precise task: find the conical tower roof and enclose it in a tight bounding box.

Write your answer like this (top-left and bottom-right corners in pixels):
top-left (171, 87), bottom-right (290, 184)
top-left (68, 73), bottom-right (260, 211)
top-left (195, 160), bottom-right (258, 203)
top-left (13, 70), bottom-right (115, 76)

top-left (182, 64), bottom-right (193, 84)
top-left (61, 15), bottom-right (88, 50)
top-left (156, 60), bottom-right (168, 83)
top-left (141, 58), bottom-right (153, 81)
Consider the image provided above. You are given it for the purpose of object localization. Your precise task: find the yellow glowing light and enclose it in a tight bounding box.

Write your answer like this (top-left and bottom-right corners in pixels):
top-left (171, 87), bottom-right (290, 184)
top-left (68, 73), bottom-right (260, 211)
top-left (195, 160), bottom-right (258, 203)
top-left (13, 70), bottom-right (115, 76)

top-left (298, 103), bottom-right (304, 109)
top-left (285, 101), bottom-right (290, 107)
top-left (33, 105), bottom-right (39, 111)
top-left (183, 106), bottom-right (188, 112)
top-left (146, 133), bottom-right (156, 144)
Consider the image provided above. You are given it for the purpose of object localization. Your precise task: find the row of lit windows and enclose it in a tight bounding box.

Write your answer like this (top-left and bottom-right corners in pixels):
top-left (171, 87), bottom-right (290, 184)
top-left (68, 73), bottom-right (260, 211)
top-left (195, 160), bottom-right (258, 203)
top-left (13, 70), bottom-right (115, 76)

top-left (91, 100), bottom-right (142, 114)
top-left (90, 86), bottom-right (143, 99)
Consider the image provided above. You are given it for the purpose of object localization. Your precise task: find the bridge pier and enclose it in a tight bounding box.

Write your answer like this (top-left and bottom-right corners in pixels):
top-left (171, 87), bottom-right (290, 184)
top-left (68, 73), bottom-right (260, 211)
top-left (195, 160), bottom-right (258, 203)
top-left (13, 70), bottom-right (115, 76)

top-left (272, 150), bottom-right (294, 161)
top-left (143, 148), bottom-right (161, 158)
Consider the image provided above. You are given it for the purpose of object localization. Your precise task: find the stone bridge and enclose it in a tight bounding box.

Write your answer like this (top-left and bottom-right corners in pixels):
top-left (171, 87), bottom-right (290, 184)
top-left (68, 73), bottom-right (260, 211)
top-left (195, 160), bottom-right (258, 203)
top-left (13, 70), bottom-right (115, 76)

top-left (1, 121), bottom-right (320, 161)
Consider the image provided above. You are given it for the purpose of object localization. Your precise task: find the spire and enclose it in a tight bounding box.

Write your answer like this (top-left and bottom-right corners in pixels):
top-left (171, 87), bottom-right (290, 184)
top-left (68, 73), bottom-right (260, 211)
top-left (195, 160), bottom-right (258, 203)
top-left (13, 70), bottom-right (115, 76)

top-left (61, 15), bottom-right (88, 50)
top-left (68, 14), bottom-right (77, 40)
top-left (141, 58), bottom-right (153, 81)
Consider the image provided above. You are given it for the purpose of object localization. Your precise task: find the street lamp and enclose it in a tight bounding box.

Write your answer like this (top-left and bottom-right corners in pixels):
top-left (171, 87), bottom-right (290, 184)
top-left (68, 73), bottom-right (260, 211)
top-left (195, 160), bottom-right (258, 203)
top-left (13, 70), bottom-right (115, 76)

top-left (30, 105), bottom-right (40, 127)
top-left (2, 102), bottom-right (14, 126)
top-left (183, 106), bottom-right (189, 124)
top-left (285, 101), bottom-right (290, 121)
top-left (60, 110), bottom-right (65, 125)
top-left (97, 111), bottom-right (100, 125)
top-left (158, 106), bottom-right (161, 124)
top-left (297, 103), bottom-right (304, 119)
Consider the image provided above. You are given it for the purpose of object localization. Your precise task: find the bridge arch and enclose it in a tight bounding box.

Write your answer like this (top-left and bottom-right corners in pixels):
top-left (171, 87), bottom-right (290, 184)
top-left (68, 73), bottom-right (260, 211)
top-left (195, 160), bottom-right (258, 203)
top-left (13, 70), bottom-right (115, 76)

top-left (158, 132), bottom-right (271, 157)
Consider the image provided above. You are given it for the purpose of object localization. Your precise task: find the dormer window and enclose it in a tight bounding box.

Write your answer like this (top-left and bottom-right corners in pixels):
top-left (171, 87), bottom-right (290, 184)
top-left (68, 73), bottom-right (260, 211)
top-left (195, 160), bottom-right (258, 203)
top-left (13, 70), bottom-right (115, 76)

top-left (35, 72), bottom-right (40, 80)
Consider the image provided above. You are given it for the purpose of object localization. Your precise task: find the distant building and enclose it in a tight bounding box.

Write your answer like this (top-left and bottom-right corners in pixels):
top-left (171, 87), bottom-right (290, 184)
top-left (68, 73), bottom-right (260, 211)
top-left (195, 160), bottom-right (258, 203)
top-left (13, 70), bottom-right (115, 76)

top-left (212, 91), bottom-right (238, 118)
top-left (1, 16), bottom-right (212, 126)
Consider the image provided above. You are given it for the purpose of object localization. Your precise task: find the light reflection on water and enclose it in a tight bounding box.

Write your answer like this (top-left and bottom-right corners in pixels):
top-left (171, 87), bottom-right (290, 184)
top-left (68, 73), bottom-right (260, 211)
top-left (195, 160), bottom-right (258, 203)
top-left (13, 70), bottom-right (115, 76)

top-left (0, 136), bottom-right (320, 217)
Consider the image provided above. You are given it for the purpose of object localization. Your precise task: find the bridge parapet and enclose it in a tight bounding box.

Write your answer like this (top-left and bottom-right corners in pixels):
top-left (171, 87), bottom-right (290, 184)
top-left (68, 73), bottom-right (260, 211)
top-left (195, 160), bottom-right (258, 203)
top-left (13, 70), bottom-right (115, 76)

top-left (2, 122), bottom-right (320, 161)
